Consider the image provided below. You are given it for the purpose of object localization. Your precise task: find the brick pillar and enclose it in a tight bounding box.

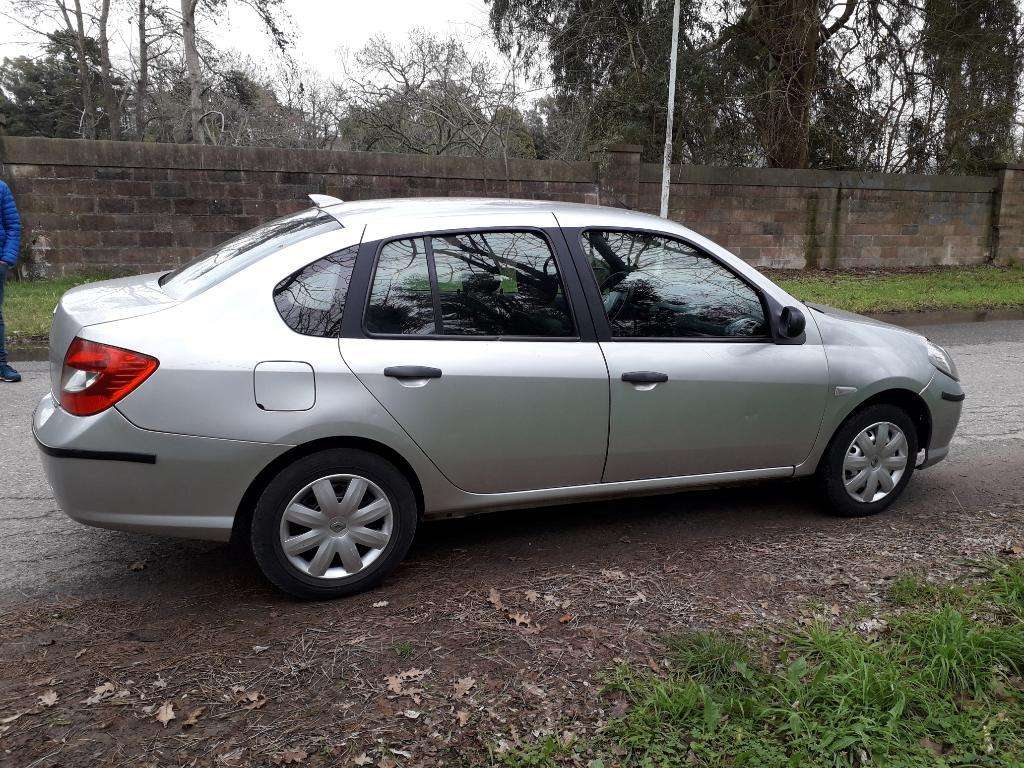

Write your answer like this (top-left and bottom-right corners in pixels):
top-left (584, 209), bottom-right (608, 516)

top-left (594, 144), bottom-right (641, 210)
top-left (992, 165), bottom-right (1024, 266)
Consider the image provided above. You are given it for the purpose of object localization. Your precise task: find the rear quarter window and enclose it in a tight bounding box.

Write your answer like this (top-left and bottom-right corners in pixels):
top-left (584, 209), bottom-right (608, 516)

top-left (273, 246), bottom-right (358, 337)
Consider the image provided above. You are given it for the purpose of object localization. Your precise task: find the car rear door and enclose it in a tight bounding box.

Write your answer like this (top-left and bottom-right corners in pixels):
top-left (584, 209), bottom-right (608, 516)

top-left (338, 213), bottom-right (610, 495)
top-left (567, 226), bottom-right (829, 483)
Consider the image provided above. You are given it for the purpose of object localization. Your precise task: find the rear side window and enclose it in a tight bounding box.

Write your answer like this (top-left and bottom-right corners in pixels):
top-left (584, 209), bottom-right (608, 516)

top-left (365, 230), bottom-right (576, 338)
top-left (274, 246), bottom-right (357, 337)
top-left (161, 209), bottom-right (341, 300)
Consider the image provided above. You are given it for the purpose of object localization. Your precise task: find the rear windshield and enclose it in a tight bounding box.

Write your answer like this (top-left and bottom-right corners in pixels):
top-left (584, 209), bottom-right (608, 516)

top-left (160, 209), bottom-right (341, 299)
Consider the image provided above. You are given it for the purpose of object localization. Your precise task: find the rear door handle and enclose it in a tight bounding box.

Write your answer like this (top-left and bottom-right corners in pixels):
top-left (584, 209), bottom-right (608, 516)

top-left (384, 365), bottom-right (443, 380)
top-left (621, 371), bottom-right (668, 384)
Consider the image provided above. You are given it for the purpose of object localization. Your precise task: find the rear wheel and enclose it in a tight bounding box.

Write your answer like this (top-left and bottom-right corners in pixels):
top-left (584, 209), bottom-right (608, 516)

top-left (250, 449), bottom-right (418, 599)
top-left (817, 404), bottom-right (918, 518)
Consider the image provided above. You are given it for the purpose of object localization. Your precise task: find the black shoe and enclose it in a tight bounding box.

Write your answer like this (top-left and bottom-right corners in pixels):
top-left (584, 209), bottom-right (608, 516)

top-left (0, 364), bottom-right (21, 382)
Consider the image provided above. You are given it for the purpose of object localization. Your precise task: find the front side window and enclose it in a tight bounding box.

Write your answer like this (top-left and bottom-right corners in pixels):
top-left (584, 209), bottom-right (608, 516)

top-left (365, 230), bottom-right (575, 338)
top-left (273, 246), bottom-right (358, 337)
top-left (580, 230), bottom-right (768, 339)
top-left (161, 209), bottom-right (341, 300)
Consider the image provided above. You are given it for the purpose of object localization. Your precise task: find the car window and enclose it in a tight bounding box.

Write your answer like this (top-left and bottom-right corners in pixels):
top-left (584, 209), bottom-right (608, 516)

top-left (273, 246), bottom-right (358, 338)
top-left (365, 238), bottom-right (436, 335)
top-left (161, 209), bottom-right (340, 300)
top-left (580, 230), bottom-right (768, 339)
top-left (365, 231), bottom-right (576, 338)
top-left (428, 231), bottom-right (574, 337)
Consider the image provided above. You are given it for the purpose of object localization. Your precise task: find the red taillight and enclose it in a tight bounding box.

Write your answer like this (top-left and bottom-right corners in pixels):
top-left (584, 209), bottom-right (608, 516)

top-left (60, 338), bottom-right (159, 417)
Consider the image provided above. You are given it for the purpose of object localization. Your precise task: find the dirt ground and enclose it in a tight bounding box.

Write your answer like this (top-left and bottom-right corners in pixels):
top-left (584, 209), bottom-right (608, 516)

top-left (1, 319), bottom-right (1022, 767)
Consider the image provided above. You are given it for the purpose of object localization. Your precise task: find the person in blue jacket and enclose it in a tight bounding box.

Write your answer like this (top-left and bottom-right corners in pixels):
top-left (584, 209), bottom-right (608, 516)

top-left (0, 178), bottom-right (22, 383)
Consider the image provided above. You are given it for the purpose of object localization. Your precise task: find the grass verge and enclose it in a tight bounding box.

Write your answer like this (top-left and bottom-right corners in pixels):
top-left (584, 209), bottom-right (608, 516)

top-left (507, 559), bottom-right (1024, 767)
top-left (2, 273), bottom-right (113, 342)
top-left (774, 264), bottom-right (1024, 315)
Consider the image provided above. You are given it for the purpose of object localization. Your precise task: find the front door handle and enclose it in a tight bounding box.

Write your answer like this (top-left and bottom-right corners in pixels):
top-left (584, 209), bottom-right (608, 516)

top-left (621, 371), bottom-right (669, 384)
top-left (384, 365), bottom-right (443, 380)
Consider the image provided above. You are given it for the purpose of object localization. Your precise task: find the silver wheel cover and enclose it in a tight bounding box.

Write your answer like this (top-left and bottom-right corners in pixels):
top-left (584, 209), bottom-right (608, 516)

top-left (279, 474), bottom-right (394, 580)
top-left (843, 421), bottom-right (909, 503)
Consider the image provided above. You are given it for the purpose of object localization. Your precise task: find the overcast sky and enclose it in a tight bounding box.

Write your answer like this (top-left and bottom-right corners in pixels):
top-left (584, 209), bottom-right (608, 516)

top-left (0, 0), bottom-right (500, 79)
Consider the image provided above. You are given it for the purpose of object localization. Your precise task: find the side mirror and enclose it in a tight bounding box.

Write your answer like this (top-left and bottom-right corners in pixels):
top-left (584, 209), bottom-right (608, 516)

top-left (779, 306), bottom-right (806, 338)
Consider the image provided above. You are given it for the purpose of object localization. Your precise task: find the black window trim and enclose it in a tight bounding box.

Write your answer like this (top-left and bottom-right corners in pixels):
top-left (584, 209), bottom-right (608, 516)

top-left (355, 226), bottom-right (592, 342)
top-left (565, 225), bottom-right (780, 345)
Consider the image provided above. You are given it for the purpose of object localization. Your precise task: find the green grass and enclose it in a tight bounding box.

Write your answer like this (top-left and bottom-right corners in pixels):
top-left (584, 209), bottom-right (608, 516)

top-left (775, 265), bottom-right (1024, 315)
top-left (3, 273), bottom-right (113, 342)
top-left (506, 559), bottom-right (1024, 767)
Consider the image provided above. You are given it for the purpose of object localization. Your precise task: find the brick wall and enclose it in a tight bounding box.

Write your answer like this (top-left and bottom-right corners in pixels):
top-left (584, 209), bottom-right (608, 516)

top-left (0, 136), bottom-right (1016, 275)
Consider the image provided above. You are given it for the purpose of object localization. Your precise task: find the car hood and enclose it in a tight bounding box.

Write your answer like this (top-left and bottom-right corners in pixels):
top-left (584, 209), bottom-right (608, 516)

top-left (806, 302), bottom-right (924, 338)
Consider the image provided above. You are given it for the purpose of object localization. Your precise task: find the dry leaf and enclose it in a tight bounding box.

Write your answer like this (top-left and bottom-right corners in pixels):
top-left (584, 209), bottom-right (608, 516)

top-left (32, 676), bottom-right (56, 687)
top-left (487, 588), bottom-right (503, 610)
top-left (272, 748), bottom-right (308, 764)
top-left (524, 590), bottom-right (540, 603)
top-left (152, 676), bottom-right (167, 690)
top-left (920, 737), bottom-right (948, 756)
top-left (627, 592), bottom-right (647, 605)
top-left (74, 648), bottom-right (87, 660)
top-left (155, 701), bottom-right (175, 727)
top-left (373, 600), bottom-right (388, 608)
top-left (386, 676), bottom-right (403, 695)
top-left (600, 568), bottom-right (627, 581)
top-left (38, 690), bottom-right (58, 708)
top-left (129, 561), bottom-right (146, 572)
top-left (523, 682), bottom-right (546, 698)
top-left (252, 645), bottom-right (270, 654)
top-left (453, 676), bottom-right (475, 698)
top-left (231, 688), bottom-right (267, 710)
top-left (216, 748), bottom-right (245, 766)
top-left (83, 682), bottom-right (115, 705)
top-left (508, 612), bottom-right (531, 627)
top-left (456, 709), bottom-right (471, 726)
top-left (402, 709), bottom-right (421, 719)
top-left (181, 706), bottom-right (205, 728)
top-left (352, 755), bottom-right (373, 766)
top-left (558, 613), bottom-right (573, 624)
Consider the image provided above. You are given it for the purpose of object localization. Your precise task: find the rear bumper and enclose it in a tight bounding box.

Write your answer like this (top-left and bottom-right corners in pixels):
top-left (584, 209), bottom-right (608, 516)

top-left (918, 373), bottom-right (964, 469)
top-left (33, 393), bottom-right (287, 541)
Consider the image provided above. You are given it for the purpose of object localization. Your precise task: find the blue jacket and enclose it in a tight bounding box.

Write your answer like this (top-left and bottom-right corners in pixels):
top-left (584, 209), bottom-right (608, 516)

top-left (1, 179), bottom-right (22, 267)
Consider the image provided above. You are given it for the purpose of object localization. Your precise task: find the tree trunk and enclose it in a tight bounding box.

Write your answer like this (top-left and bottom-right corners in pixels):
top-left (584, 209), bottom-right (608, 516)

top-left (97, 0), bottom-right (120, 139)
top-left (135, 0), bottom-right (149, 139)
top-left (66, 0), bottom-right (97, 139)
top-left (181, 0), bottom-right (206, 144)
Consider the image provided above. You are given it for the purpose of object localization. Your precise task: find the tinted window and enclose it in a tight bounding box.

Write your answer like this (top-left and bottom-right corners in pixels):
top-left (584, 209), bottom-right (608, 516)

top-left (365, 238), bottom-right (436, 335)
top-left (273, 246), bottom-right (357, 337)
top-left (161, 209), bottom-right (340, 300)
top-left (581, 230), bottom-right (767, 338)
top-left (428, 231), bottom-right (574, 337)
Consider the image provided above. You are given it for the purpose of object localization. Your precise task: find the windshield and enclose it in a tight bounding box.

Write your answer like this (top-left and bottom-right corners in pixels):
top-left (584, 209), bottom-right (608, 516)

top-left (160, 209), bottom-right (341, 299)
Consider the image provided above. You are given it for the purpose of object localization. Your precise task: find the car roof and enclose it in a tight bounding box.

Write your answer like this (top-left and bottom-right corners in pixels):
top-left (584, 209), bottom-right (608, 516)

top-left (323, 196), bottom-right (676, 231)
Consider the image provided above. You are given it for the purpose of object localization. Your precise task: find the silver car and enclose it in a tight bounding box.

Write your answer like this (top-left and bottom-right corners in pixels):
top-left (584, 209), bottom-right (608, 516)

top-left (33, 197), bottom-right (964, 598)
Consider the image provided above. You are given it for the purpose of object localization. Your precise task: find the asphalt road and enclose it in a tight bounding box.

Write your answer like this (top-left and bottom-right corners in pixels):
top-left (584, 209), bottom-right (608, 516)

top-left (1, 319), bottom-right (1022, 605)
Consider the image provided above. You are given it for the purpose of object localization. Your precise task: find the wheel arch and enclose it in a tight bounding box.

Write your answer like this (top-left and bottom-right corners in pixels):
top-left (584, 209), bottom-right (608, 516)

top-left (815, 387), bottom-right (932, 473)
top-left (231, 436), bottom-right (425, 545)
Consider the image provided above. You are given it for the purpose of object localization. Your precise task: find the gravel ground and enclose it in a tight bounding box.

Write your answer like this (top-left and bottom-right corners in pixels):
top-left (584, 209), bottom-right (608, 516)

top-left (0, 320), bottom-right (1021, 767)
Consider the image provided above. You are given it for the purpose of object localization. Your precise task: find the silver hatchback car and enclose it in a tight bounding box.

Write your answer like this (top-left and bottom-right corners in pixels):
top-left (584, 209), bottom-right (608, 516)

top-left (34, 197), bottom-right (964, 598)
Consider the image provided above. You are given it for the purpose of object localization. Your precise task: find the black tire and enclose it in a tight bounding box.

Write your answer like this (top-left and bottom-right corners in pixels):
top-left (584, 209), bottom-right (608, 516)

top-left (817, 404), bottom-right (918, 518)
top-left (250, 448), bottom-right (418, 599)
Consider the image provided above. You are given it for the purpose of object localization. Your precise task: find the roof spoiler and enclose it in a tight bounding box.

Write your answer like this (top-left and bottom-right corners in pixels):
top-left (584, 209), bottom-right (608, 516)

top-left (308, 194), bottom-right (346, 226)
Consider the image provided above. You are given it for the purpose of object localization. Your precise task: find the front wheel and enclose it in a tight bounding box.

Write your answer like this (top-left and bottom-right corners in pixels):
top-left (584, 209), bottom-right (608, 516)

top-left (250, 449), bottom-right (418, 599)
top-left (817, 404), bottom-right (918, 518)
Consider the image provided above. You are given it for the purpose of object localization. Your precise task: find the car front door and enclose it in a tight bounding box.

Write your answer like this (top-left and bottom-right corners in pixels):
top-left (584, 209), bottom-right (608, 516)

top-left (338, 215), bottom-right (609, 495)
top-left (570, 228), bottom-right (829, 483)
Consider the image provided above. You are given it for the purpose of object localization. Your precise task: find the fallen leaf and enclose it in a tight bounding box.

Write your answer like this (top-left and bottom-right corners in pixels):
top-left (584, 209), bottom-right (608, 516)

top-left (524, 590), bottom-right (540, 603)
top-left (457, 709), bottom-right (470, 726)
top-left (920, 737), bottom-right (948, 756)
top-left (508, 612), bottom-right (531, 627)
top-left (155, 701), bottom-right (175, 727)
top-left (152, 676), bottom-right (167, 690)
top-left (402, 709), bottom-right (421, 719)
top-left (252, 645), bottom-right (270, 654)
top-left (386, 676), bottom-right (404, 695)
top-left (600, 568), bottom-right (627, 581)
top-left (38, 690), bottom-right (58, 708)
top-left (453, 677), bottom-right (475, 698)
top-left (181, 706), bottom-right (205, 728)
top-left (32, 676), bottom-right (56, 687)
top-left (271, 748), bottom-right (308, 764)
top-left (373, 600), bottom-right (389, 608)
top-left (627, 592), bottom-right (647, 605)
top-left (487, 588), bottom-right (503, 610)
top-left (216, 748), bottom-right (245, 766)
top-left (74, 648), bottom-right (87, 660)
top-left (352, 755), bottom-right (373, 766)
top-left (231, 687), bottom-right (267, 710)
top-left (129, 561), bottom-right (146, 572)
top-left (523, 682), bottom-right (546, 698)
top-left (558, 613), bottom-right (573, 624)
top-left (82, 682), bottom-right (115, 705)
